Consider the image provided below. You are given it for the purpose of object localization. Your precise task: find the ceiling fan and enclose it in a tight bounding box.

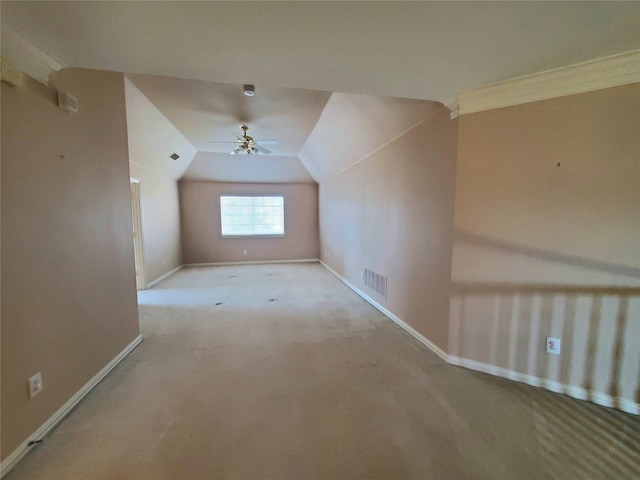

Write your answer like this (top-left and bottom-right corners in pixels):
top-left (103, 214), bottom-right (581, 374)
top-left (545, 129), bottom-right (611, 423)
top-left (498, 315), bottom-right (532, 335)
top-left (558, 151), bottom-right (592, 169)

top-left (208, 125), bottom-right (278, 155)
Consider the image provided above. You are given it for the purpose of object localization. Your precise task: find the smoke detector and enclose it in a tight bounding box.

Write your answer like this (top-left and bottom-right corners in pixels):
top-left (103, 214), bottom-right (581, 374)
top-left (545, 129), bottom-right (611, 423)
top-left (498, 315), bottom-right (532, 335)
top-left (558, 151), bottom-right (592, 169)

top-left (243, 84), bottom-right (255, 97)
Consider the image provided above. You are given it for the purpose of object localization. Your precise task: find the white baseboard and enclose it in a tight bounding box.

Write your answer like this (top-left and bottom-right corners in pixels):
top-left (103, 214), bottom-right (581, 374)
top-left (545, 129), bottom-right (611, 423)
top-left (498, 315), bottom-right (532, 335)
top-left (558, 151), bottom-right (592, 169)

top-left (146, 265), bottom-right (183, 289)
top-left (0, 335), bottom-right (143, 478)
top-left (319, 261), bottom-right (448, 362)
top-left (184, 258), bottom-right (319, 267)
top-left (319, 261), bottom-right (639, 416)
top-left (448, 355), bottom-right (639, 415)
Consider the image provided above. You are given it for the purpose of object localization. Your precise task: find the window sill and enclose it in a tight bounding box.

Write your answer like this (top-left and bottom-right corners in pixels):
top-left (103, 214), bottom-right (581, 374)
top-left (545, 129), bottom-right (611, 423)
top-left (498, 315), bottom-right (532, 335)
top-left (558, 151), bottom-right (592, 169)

top-left (221, 235), bottom-right (285, 239)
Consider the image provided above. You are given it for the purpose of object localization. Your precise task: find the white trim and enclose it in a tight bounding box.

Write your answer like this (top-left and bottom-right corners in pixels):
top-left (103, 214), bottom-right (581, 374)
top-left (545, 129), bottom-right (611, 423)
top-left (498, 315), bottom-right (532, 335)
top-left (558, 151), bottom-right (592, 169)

top-left (457, 49), bottom-right (640, 116)
top-left (146, 265), bottom-right (183, 288)
top-left (442, 97), bottom-right (459, 119)
top-left (320, 261), bottom-right (448, 362)
top-left (0, 57), bottom-right (26, 89)
top-left (129, 179), bottom-right (146, 290)
top-left (447, 355), bottom-right (639, 416)
top-left (221, 235), bottom-right (285, 239)
top-left (0, 335), bottom-right (143, 478)
top-left (128, 160), bottom-right (166, 177)
top-left (0, 23), bottom-right (66, 85)
top-left (184, 259), bottom-right (319, 267)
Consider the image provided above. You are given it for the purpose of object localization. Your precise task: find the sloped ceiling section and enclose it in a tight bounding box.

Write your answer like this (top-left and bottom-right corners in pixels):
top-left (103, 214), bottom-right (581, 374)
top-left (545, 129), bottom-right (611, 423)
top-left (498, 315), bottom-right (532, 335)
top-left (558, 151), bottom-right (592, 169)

top-left (124, 77), bottom-right (197, 180)
top-left (126, 74), bottom-right (331, 156)
top-left (299, 94), bottom-right (443, 183)
top-left (183, 152), bottom-right (314, 184)
top-left (126, 74), bottom-right (327, 184)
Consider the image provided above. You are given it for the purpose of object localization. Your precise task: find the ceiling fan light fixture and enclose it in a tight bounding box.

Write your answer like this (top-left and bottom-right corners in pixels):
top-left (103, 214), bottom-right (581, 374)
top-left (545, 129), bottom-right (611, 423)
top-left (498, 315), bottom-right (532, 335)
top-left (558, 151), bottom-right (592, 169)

top-left (243, 84), bottom-right (255, 97)
top-left (226, 125), bottom-right (271, 155)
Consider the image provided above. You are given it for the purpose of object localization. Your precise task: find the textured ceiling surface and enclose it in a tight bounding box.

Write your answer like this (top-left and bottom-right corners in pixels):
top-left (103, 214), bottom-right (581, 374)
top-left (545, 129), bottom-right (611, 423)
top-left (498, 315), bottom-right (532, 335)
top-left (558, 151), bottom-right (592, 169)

top-left (182, 152), bottom-right (315, 184)
top-left (127, 74), bottom-right (331, 157)
top-left (2, 2), bottom-right (639, 103)
top-left (2, 2), bottom-right (638, 184)
top-left (124, 77), bottom-right (197, 181)
top-left (299, 94), bottom-right (442, 182)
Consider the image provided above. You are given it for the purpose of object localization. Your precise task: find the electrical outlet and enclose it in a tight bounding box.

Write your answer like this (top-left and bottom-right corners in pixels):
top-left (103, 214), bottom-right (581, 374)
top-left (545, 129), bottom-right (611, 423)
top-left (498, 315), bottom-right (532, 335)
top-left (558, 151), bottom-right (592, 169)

top-left (29, 372), bottom-right (43, 398)
top-left (243, 249), bottom-right (248, 255)
top-left (546, 337), bottom-right (561, 355)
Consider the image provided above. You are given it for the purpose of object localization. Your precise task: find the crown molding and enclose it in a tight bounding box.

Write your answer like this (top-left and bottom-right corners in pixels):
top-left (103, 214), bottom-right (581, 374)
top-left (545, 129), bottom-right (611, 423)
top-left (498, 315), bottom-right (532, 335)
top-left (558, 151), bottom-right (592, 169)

top-left (0, 23), bottom-right (66, 85)
top-left (442, 97), bottom-right (459, 119)
top-left (457, 50), bottom-right (640, 116)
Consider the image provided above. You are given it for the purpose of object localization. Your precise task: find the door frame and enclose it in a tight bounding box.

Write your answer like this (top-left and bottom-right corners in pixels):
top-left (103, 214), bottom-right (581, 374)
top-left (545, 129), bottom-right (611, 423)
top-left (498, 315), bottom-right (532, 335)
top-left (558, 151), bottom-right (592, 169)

top-left (130, 177), bottom-right (146, 290)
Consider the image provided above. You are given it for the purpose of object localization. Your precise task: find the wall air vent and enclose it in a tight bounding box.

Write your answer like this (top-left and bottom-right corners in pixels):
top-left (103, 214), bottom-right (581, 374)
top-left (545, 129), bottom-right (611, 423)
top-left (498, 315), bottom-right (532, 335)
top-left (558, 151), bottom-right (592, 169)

top-left (364, 268), bottom-right (387, 299)
top-left (169, 153), bottom-right (180, 161)
top-left (57, 91), bottom-right (78, 113)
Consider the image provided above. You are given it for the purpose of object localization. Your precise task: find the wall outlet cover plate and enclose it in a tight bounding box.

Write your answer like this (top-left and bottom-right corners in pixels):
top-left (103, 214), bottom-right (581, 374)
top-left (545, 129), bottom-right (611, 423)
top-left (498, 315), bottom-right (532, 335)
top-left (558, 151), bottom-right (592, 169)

top-left (546, 337), bottom-right (561, 355)
top-left (29, 372), bottom-right (43, 398)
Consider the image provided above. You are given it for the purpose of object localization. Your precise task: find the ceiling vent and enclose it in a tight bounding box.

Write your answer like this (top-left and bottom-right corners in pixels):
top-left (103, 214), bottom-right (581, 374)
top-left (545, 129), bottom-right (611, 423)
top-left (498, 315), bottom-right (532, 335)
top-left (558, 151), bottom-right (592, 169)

top-left (169, 153), bottom-right (180, 161)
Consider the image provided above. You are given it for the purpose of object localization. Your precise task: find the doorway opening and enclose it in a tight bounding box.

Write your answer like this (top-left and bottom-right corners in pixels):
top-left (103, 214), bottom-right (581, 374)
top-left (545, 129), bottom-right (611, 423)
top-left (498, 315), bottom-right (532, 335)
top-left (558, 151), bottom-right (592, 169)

top-left (130, 177), bottom-right (146, 290)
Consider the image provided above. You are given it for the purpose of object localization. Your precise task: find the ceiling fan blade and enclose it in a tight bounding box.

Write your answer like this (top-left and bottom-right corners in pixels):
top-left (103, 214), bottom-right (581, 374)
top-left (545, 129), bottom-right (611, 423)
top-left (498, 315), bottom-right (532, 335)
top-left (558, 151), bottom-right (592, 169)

top-left (255, 145), bottom-right (271, 154)
top-left (255, 139), bottom-right (279, 145)
top-left (208, 141), bottom-right (238, 144)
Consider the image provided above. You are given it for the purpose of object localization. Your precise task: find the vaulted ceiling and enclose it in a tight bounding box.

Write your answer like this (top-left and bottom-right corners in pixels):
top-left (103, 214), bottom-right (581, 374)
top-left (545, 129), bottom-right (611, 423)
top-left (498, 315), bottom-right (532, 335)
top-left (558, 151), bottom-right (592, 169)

top-left (125, 72), bottom-right (439, 184)
top-left (124, 74), bottom-right (334, 183)
top-left (2, 1), bottom-right (639, 184)
top-left (126, 75), bottom-right (331, 157)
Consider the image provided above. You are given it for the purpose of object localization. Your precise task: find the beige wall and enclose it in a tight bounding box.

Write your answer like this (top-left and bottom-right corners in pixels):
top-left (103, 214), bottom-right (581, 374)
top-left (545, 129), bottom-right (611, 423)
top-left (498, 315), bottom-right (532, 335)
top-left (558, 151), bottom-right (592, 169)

top-left (124, 78), bottom-right (197, 285)
top-left (320, 107), bottom-right (458, 350)
top-left (1, 70), bottom-right (140, 459)
top-left (179, 182), bottom-right (319, 263)
top-left (129, 163), bottom-right (183, 283)
top-left (450, 84), bottom-right (640, 409)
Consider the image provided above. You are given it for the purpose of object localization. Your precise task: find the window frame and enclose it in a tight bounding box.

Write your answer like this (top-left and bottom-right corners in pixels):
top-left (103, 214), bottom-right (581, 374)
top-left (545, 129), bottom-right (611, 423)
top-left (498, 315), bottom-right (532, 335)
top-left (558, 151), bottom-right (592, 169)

top-left (219, 194), bottom-right (286, 239)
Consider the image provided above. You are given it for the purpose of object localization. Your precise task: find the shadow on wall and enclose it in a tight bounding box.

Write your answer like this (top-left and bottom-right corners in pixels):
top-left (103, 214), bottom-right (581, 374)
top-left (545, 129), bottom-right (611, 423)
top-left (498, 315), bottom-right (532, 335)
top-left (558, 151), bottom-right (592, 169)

top-left (507, 379), bottom-right (640, 479)
top-left (449, 231), bottom-right (640, 413)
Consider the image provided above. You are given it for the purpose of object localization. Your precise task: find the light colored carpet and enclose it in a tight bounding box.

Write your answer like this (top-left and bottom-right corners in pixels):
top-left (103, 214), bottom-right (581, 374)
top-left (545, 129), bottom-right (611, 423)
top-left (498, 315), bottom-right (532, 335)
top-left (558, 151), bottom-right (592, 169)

top-left (7, 263), bottom-right (640, 479)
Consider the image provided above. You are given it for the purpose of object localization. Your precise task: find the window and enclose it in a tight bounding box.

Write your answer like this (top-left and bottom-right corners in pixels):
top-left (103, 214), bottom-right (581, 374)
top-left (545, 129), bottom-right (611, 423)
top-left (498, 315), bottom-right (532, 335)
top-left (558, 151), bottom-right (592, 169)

top-left (220, 195), bottom-right (285, 237)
